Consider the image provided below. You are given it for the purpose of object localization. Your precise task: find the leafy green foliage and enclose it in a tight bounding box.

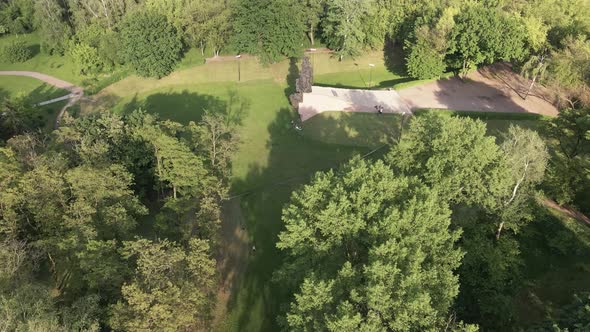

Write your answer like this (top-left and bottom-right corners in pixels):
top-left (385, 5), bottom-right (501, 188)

top-left (405, 31), bottom-right (446, 79)
top-left (386, 112), bottom-right (505, 208)
top-left (120, 11), bottom-right (183, 78)
top-left (0, 94), bottom-right (42, 140)
top-left (2, 39), bottom-right (32, 63)
top-left (69, 42), bottom-right (104, 75)
top-left (543, 108), bottom-right (590, 206)
top-left (455, 210), bottom-right (523, 331)
top-left (322, 0), bottom-right (376, 60)
top-left (277, 157), bottom-right (463, 331)
top-left (232, 0), bottom-right (304, 63)
top-left (448, 5), bottom-right (526, 75)
top-left (0, 110), bottom-right (228, 330)
top-left (33, 0), bottom-right (71, 55)
top-left (110, 238), bottom-right (216, 331)
top-left (0, 0), bottom-right (34, 35)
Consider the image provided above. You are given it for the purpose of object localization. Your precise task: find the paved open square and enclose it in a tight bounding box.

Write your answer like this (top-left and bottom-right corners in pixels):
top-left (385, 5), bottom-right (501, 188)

top-left (298, 86), bottom-right (412, 121)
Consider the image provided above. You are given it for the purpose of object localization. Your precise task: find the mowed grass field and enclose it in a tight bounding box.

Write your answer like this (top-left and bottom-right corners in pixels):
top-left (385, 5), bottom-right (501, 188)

top-left (0, 75), bottom-right (69, 130)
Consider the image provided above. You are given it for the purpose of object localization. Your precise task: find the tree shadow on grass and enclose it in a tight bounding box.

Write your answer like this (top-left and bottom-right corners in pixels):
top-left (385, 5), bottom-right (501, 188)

top-left (383, 37), bottom-right (407, 77)
top-left (27, 44), bottom-right (40, 58)
top-left (120, 89), bottom-right (250, 126)
top-left (221, 105), bottom-right (405, 330)
top-left (25, 83), bottom-right (68, 104)
top-left (511, 201), bottom-right (590, 329)
top-left (314, 77), bottom-right (415, 90)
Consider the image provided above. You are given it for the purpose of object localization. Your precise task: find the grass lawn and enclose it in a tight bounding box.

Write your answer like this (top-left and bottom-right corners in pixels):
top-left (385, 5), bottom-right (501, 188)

top-left (0, 75), bottom-right (69, 131)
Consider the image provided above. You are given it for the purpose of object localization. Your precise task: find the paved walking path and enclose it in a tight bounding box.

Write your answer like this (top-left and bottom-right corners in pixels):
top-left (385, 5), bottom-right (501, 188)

top-left (299, 86), bottom-right (412, 121)
top-left (0, 71), bottom-right (84, 129)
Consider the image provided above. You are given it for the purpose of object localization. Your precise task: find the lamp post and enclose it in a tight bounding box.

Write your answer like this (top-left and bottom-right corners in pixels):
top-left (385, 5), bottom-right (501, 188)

top-left (399, 111), bottom-right (407, 142)
top-left (368, 63), bottom-right (375, 89)
top-left (236, 54), bottom-right (242, 82)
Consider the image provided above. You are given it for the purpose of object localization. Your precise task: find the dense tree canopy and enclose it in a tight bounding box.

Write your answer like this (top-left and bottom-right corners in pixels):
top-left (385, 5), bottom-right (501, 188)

top-left (232, 0), bottom-right (304, 63)
top-left (0, 110), bottom-right (234, 330)
top-left (120, 11), bottom-right (183, 78)
top-left (277, 158), bottom-right (464, 331)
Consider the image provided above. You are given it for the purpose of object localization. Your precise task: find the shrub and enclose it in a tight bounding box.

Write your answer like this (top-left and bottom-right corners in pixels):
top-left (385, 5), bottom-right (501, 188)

top-left (69, 42), bottom-right (103, 75)
top-left (3, 40), bottom-right (32, 63)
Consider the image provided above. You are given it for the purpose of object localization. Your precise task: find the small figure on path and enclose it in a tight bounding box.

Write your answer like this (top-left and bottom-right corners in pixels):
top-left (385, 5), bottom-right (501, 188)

top-left (292, 119), bottom-right (303, 131)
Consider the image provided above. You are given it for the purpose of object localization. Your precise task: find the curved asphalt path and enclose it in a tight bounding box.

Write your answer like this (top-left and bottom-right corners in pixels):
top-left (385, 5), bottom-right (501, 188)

top-left (0, 71), bottom-right (84, 129)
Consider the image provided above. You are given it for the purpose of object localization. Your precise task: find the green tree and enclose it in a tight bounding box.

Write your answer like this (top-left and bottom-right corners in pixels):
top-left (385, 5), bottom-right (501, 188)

top-left (0, 94), bottom-right (42, 140)
top-left (33, 0), bottom-right (71, 55)
top-left (495, 125), bottom-right (548, 239)
top-left (188, 111), bottom-right (240, 177)
top-left (302, 0), bottom-right (324, 46)
top-left (277, 158), bottom-right (463, 331)
top-left (69, 42), bottom-right (103, 75)
top-left (521, 53), bottom-right (549, 100)
top-left (386, 112), bottom-right (505, 208)
top-left (110, 238), bottom-right (216, 332)
top-left (232, 0), bottom-right (304, 63)
top-left (0, 0), bottom-right (34, 34)
top-left (145, 0), bottom-right (232, 57)
top-left (322, 0), bottom-right (374, 61)
top-left (405, 26), bottom-right (446, 79)
top-left (120, 11), bottom-right (183, 78)
top-left (448, 5), bottom-right (526, 76)
top-left (67, 0), bottom-right (140, 30)
top-left (546, 36), bottom-right (590, 108)
top-left (543, 108), bottom-right (590, 205)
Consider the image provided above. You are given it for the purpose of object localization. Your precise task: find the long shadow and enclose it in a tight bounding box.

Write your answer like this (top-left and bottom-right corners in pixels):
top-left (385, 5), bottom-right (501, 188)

top-left (383, 37), bottom-right (407, 77)
top-left (314, 77), bottom-right (414, 90)
top-left (513, 201), bottom-right (590, 328)
top-left (27, 44), bottom-right (40, 58)
top-left (402, 75), bottom-right (533, 114)
top-left (119, 89), bottom-right (249, 125)
top-left (223, 103), bottom-right (406, 330)
top-left (284, 57), bottom-right (299, 101)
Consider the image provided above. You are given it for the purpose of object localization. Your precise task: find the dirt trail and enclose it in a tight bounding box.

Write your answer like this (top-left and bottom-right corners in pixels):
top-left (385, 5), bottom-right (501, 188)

top-left (0, 71), bottom-right (84, 129)
top-left (397, 63), bottom-right (558, 116)
top-left (212, 198), bottom-right (250, 330)
top-left (542, 198), bottom-right (590, 226)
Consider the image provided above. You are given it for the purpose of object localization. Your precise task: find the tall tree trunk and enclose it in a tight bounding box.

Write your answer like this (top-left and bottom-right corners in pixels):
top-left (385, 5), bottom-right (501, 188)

top-left (100, 0), bottom-right (112, 29)
top-left (496, 221), bottom-right (505, 240)
top-left (309, 24), bottom-right (315, 46)
top-left (173, 185), bottom-right (177, 199)
top-left (498, 161), bottom-right (530, 240)
top-left (524, 75), bottom-right (537, 100)
top-left (462, 58), bottom-right (467, 79)
top-left (200, 41), bottom-right (205, 56)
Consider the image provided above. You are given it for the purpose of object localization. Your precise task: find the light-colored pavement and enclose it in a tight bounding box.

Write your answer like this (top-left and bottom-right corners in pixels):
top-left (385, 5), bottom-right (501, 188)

top-left (0, 71), bottom-right (84, 129)
top-left (298, 86), bottom-right (412, 121)
top-left (298, 63), bottom-right (558, 121)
